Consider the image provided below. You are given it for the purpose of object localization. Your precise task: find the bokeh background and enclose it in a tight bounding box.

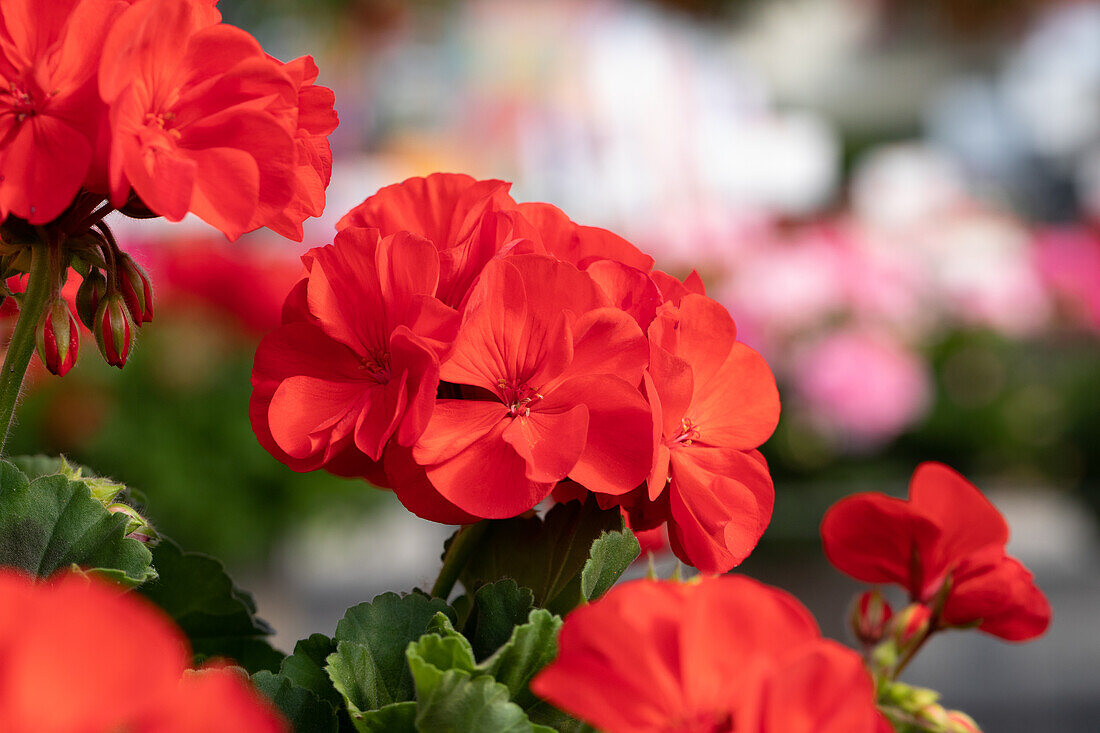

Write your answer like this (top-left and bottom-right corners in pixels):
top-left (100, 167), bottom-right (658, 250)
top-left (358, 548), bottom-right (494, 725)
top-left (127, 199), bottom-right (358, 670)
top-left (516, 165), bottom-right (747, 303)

top-left (7, 1), bottom-right (1100, 729)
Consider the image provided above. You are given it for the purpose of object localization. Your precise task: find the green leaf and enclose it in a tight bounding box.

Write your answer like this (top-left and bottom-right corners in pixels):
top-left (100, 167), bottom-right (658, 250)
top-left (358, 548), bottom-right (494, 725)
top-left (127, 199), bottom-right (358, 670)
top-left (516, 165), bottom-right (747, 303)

top-left (580, 527), bottom-right (640, 602)
top-left (457, 498), bottom-right (625, 614)
top-left (406, 630), bottom-right (478, 701)
top-left (325, 593), bottom-right (455, 713)
top-left (0, 459), bottom-right (154, 586)
top-left (139, 539), bottom-right (281, 673)
top-left (252, 670), bottom-right (339, 733)
top-left (478, 609), bottom-right (562, 710)
top-left (281, 633), bottom-right (342, 709)
top-left (415, 670), bottom-right (551, 733)
top-left (464, 580), bottom-right (535, 661)
top-left (350, 701), bottom-right (417, 733)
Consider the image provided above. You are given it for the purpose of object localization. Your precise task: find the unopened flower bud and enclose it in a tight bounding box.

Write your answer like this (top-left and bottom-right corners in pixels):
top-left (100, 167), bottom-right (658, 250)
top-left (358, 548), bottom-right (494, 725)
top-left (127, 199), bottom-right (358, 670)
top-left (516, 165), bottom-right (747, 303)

top-left (75, 268), bottom-right (108, 330)
top-left (117, 254), bottom-right (153, 324)
top-left (35, 300), bottom-right (79, 376)
top-left (890, 602), bottom-right (932, 653)
top-left (851, 589), bottom-right (892, 645)
top-left (94, 294), bottom-right (133, 368)
top-left (945, 710), bottom-right (981, 733)
top-left (915, 702), bottom-right (950, 731)
top-left (107, 503), bottom-right (158, 544)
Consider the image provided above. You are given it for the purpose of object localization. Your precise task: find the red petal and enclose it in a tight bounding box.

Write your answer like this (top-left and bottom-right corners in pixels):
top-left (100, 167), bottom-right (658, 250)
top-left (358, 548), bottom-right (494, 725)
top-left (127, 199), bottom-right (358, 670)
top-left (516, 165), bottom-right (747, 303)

top-left (502, 403), bottom-right (589, 483)
top-left (666, 447), bottom-right (774, 573)
top-left (689, 342), bottom-right (780, 451)
top-left (545, 375), bottom-right (652, 495)
top-left (943, 551), bottom-right (1051, 641)
top-left (741, 640), bottom-right (880, 733)
top-left (384, 445), bottom-right (479, 525)
top-left (909, 462), bottom-right (1010, 568)
top-left (820, 492), bottom-right (942, 593)
top-left (585, 260), bottom-right (661, 329)
top-left (418, 404), bottom-right (554, 518)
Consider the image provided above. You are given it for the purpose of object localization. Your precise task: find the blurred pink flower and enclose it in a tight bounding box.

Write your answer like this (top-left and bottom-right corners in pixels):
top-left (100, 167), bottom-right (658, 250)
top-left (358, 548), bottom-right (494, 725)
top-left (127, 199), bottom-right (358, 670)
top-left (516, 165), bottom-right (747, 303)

top-left (1033, 226), bottom-right (1100, 332)
top-left (793, 329), bottom-right (932, 447)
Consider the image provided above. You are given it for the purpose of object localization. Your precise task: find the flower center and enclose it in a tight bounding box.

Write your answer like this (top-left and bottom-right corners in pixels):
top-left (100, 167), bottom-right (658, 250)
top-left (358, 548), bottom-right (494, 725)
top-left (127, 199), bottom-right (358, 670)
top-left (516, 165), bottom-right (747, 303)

top-left (671, 417), bottom-right (701, 446)
top-left (2, 83), bottom-right (48, 122)
top-left (144, 111), bottom-right (181, 140)
top-left (358, 351), bottom-right (391, 383)
top-left (497, 379), bottom-right (542, 417)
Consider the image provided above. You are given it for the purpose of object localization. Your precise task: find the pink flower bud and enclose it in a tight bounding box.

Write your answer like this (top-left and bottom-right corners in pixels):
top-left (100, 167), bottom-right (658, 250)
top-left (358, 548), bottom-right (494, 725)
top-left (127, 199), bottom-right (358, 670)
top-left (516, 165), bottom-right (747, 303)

top-left (851, 589), bottom-right (893, 645)
top-left (75, 268), bottom-right (108, 330)
top-left (36, 300), bottom-right (79, 376)
top-left (118, 254), bottom-right (153, 324)
top-left (890, 603), bottom-right (932, 653)
top-left (94, 294), bottom-right (133, 368)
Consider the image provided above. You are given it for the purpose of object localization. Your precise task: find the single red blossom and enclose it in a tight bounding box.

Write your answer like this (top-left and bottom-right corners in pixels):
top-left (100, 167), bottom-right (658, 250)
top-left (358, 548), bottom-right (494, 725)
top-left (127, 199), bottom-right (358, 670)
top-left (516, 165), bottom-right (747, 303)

top-left (412, 254), bottom-right (652, 518)
top-left (0, 0), bottom-right (121, 223)
top-left (532, 576), bottom-right (882, 733)
top-left (820, 462), bottom-right (1051, 641)
top-left (100, 0), bottom-right (299, 239)
top-left (337, 173), bottom-right (540, 307)
top-left (254, 55), bottom-right (338, 241)
top-left (251, 226), bottom-right (459, 473)
top-left (0, 569), bottom-right (284, 733)
top-left (627, 293), bottom-right (780, 573)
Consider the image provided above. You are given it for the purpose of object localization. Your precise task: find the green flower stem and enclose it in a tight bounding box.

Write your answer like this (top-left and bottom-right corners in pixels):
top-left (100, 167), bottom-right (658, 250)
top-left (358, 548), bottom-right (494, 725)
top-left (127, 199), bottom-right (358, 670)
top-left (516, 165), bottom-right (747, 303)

top-left (430, 521), bottom-right (490, 600)
top-left (0, 244), bottom-right (52, 455)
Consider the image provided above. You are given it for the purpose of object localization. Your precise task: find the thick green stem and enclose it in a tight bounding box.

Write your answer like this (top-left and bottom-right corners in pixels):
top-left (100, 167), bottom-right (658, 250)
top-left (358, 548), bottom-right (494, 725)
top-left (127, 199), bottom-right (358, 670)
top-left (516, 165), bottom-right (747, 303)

top-left (430, 521), bottom-right (490, 600)
top-left (0, 245), bottom-right (53, 455)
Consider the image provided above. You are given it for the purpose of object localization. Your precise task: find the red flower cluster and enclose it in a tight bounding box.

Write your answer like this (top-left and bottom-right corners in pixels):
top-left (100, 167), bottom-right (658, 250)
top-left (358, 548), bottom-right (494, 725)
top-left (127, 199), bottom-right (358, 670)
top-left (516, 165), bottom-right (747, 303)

top-left (821, 462), bottom-right (1051, 641)
top-left (251, 173), bottom-right (780, 571)
top-left (0, 569), bottom-right (285, 733)
top-left (531, 576), bottom-right (888, 733)
top-left (0, 0), bottom-right (336, 240)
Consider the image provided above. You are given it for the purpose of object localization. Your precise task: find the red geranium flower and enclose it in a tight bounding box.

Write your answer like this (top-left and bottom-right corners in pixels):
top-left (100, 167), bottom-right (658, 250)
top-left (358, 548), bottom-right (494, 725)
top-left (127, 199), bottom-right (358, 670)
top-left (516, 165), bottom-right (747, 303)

top-left (99, 0), bottom-right (300, 239)
top-left (0, 569), bottom-right (284, 733)
top-left (820, 462), bottom-right (1051, 641)
top-left (412, 253), bottom-right (652, 518)
top-left (532, 576), bottom-right (884, 733)
top-left (250, 226), bottom-right (458, 473)
top-left (0, 0), bottom-right (120, 223)
top-left (623, 293), bottom-right (780, 574)
top-left (337, 173), bottom-right (540, 307)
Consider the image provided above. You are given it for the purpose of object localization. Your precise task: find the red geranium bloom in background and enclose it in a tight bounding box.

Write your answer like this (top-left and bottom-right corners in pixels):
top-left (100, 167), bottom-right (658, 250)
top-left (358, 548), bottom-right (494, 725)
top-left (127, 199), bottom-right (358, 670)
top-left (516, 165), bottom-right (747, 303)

top-left (99, 0), bottom-right (299, 240)
top-left (0, 0), bottom-right (119, 224)
top-left (820, 462), bottom-right (1051, 641)
top-left (0, 569), bottom-right (284, 733)
top-left (413, 254), bottom-right (652, 518)
top-left (250, 226), bottom-right (458, 473)
top-left (337, 173), bottom-right (540, 307)
top-left (532, 576), bottom-right (884, 733)
top-left (622, 293), bottom-right (780, 574)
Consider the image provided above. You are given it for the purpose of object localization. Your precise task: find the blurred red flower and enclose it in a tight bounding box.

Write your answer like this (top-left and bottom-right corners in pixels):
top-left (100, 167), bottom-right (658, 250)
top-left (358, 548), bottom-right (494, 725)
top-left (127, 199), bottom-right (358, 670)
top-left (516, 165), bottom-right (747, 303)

top-left (0, 569), bottom-right (284, 733)
top-left (0, 0), bottom-right (120, 223)
top-left (820, 462), bottom-right (1051, 641)
top-left (99, 0), bottom-right (332, 240)
top-left (532, 576), bottom-right (884, 733)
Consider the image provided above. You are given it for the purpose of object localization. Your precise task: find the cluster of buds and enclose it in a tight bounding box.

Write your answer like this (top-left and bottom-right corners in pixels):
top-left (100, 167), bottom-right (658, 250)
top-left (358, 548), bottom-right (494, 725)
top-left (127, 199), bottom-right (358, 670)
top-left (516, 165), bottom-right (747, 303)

top-left (878, 680), bottom-right (983, 733)
top-left (30, 226), bottom-right (154, 375)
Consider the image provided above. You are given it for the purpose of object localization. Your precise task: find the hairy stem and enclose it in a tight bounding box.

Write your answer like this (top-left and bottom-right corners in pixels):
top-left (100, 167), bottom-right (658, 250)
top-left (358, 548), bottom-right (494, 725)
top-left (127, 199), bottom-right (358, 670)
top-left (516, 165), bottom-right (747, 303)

top-left (0, 244), bottom-right (53, 455)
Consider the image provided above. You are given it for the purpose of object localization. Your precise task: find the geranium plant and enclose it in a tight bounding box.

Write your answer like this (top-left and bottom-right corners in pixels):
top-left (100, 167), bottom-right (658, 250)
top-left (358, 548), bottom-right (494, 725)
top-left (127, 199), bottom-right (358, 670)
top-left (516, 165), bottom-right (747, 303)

top-left (0, 2), bottom-right (1050, 732)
